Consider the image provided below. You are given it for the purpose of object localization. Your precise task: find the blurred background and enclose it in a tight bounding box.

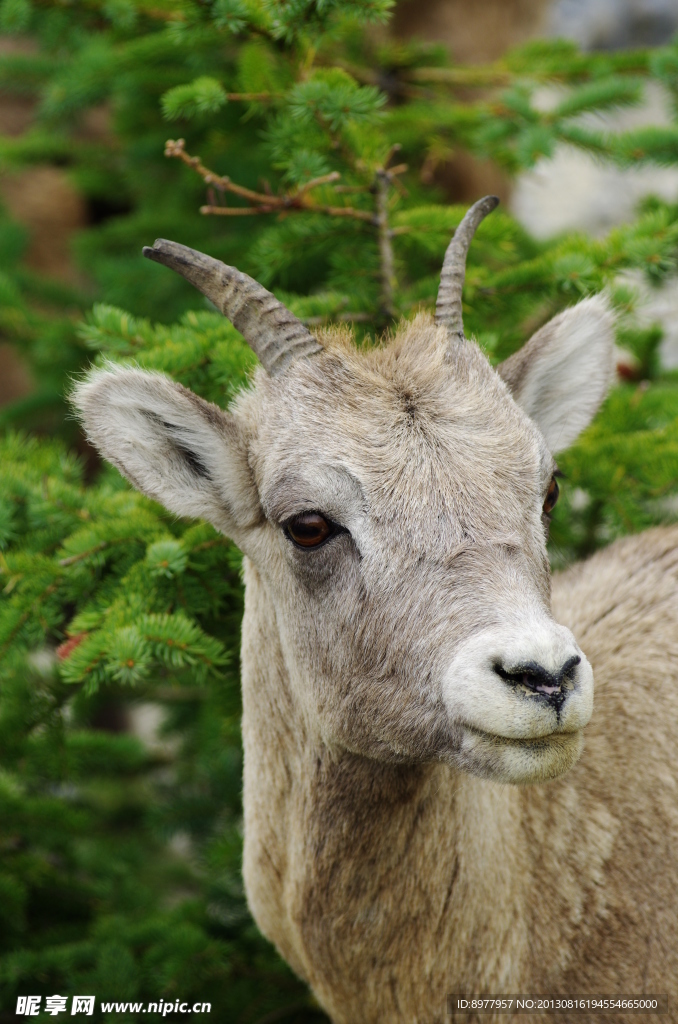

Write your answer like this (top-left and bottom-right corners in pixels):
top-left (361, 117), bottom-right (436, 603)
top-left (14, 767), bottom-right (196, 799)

top-left (1, 1), bottom-right (678, 1021)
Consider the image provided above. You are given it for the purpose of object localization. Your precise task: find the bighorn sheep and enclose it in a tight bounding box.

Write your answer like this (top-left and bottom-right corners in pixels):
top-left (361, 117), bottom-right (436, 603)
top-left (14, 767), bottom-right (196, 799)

top-left (73, 197), bottom-right (678, 1024)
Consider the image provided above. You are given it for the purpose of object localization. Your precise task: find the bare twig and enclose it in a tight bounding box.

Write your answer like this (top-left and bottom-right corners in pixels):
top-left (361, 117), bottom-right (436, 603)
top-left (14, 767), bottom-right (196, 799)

top-left (382, 143), bottom-right (401, 169)
top-left (296, 171), bottom-right (342, 195)
top-left (375, 169), bottom-right (397, 319)
top-left (198, 205), bottom-right (271, 217)
top-left (166, 139), bottom-right (374, 222)
top-left (166, 139), bottom-right (410, 325)
top-left (373, 146), bottom-right (408, 321)
top-left (300, 203), bottom-right (374, 222)
top-left (198, 202), bottom-right (375, 221)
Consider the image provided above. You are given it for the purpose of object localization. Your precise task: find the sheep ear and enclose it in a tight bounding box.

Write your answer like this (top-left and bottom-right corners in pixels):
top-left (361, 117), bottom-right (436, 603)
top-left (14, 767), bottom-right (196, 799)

top-left (497, 295), bottom-right (616, 453)
top-left (72, 366), bottom-right (260, 536)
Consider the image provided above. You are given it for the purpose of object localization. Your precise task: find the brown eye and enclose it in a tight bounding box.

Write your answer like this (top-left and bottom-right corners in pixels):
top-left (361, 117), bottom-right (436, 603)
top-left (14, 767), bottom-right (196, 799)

top-left (543, 476), bottom-right (560, 515)
top-left (286, 512), bottom-right (332, 548)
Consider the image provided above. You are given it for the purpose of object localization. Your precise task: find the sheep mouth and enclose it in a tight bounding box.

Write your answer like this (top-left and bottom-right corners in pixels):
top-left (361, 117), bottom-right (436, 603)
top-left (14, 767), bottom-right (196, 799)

top-left (461, 722), bottom-right (581, 746)
top-left (456, 723), bottom-right (585, 783)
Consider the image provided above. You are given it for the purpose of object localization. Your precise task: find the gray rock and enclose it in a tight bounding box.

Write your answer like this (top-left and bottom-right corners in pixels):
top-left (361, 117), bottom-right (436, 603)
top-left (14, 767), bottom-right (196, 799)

top-left (549, 0), bottom-right (678, 50)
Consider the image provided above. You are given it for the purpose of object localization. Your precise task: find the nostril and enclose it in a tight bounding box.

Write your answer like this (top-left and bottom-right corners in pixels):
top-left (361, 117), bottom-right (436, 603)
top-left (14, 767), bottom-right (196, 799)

top-left (530, 678), bottom-right (560, 695)
top-left (494, 655), bottom-right (581, 700)
top-left (494, 662), bottom-right (552, 692)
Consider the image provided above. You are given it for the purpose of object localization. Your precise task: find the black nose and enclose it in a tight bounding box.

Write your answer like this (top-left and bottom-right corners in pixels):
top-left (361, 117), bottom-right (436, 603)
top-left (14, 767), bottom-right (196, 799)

top-left (493, 655), bottom-right (581, 707)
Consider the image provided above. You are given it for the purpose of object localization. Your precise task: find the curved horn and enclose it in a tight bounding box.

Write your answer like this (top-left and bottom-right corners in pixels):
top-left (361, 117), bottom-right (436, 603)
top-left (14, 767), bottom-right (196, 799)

top-left (143, 239), bottom-right (323, 376)
top-left (435, 196), bottom-right (499, 338)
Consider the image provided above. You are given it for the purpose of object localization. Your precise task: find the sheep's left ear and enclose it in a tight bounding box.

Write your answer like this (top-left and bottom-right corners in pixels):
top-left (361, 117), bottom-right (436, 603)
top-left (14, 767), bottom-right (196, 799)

top-left (497, 295), bottom-right (616, 453)
top-left (71, 365), bottom-right (261, 540)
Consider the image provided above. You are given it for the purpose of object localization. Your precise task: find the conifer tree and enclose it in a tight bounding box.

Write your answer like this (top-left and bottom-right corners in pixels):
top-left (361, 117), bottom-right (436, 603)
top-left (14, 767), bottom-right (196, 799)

top-left (1, 2), bottom-right (678, 1020)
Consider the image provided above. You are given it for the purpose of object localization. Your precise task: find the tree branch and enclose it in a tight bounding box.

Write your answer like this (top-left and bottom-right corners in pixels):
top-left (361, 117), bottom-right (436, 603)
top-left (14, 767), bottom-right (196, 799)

top-left (406, 66), bottom-right (512, 87)
top-left (375, 169), bottom-right (396, 320)
top-left (166, 139), bottom-right (374, 223)
top-left (224, 92), bottom-right (278, 102)
top-left (373, 146), bottom-right (407, 321)
top-left (166, 140), bottom-right (409, 325)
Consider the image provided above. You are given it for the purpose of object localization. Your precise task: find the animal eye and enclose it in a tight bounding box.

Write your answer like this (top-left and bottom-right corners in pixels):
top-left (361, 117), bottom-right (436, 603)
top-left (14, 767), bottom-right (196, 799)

top-left (286, 512), bottom-right (333, 548)
top-left (543, 476), bottom-right (560, 515)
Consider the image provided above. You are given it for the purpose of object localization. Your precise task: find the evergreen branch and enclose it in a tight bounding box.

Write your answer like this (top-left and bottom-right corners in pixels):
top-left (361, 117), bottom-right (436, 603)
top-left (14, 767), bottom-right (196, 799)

top-left (314, 58), bottom-right (423, 101)
top-left (406, 51), bottom-right (650, 89)
top-left (0, 581), bottom-right (59, 659)
top-left (144, 633), bottom-right (220, 667)
top-left (224, 92), bottom-right (278, 102)
top-left (406, 66), bottom-right (513, 88)
top-left (58, 536), bottom-right (137, 567)
top-left (130, 4), bottom-right (185, 22)
top-left (58, 541), bottom-right (109, 567)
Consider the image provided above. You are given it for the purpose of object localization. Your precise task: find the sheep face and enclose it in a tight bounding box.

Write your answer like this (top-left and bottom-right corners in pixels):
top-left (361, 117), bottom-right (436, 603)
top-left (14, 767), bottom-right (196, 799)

top-left (74, 293), bottom-right (614, 784)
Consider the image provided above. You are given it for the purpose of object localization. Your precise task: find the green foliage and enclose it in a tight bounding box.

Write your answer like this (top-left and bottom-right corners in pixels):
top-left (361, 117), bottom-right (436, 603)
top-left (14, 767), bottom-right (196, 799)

top-left (0, 1), bottom-right (678, 1020)
top-left (0, 0), bottom-right (32, 34)
top-left (0, 427), bottom-right (315, 1020)
top-left (162, 77), bottom-right (229, 121)
top-left (287, 68), bottom-right (386, 132)
top-left (0, 0), bottom-right (676, 389)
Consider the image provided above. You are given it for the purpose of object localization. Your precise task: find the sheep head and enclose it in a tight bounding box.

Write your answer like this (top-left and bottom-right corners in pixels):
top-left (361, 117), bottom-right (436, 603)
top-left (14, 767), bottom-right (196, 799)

top-left (73, 198), bottom-right (615, 784)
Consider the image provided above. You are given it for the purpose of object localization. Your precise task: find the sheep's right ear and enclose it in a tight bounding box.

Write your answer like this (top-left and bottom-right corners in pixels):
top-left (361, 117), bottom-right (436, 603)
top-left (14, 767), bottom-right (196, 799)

top-left (497, 295), bottom-right (616, 454)
top-left (72, 366), bottom-right (261, 535)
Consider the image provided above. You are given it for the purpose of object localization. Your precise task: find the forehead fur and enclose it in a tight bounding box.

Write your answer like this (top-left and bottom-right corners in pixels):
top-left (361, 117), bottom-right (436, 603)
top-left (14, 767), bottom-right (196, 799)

top-left (233, 313), bottom-right (550, 543)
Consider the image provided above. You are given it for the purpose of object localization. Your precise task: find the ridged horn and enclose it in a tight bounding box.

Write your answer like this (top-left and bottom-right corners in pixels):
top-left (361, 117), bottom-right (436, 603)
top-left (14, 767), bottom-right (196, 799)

top-left (143, 239), bottom-right (323, 376)
top-left (435, 196), bottom-right (499, 338)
